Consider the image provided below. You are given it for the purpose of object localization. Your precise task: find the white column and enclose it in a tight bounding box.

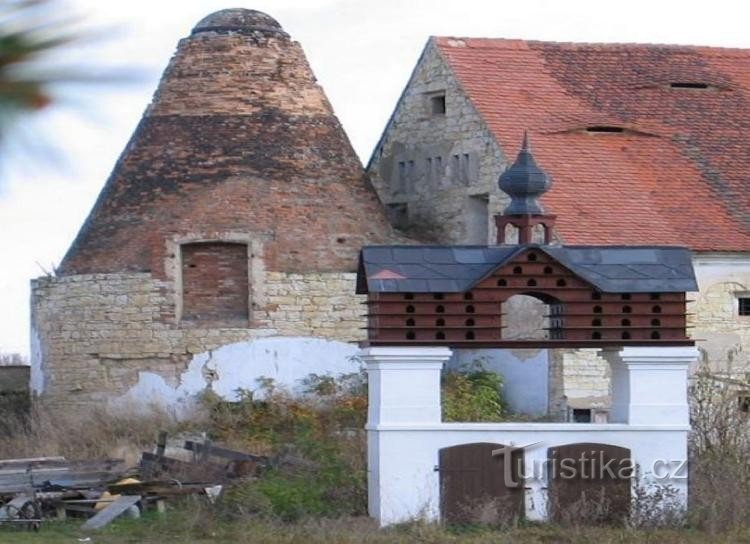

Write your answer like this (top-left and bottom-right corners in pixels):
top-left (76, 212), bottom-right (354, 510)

top-left (602, 346), bottom-right (697, 425)
top-left (360, 346), bottom-right (452, 526)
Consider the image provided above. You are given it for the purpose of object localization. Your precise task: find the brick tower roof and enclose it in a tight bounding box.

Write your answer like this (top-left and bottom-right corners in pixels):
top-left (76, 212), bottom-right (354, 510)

top-left (434, 37), bottom-right (750, 252)
top-left (60, 9), bottom-right (399, 276)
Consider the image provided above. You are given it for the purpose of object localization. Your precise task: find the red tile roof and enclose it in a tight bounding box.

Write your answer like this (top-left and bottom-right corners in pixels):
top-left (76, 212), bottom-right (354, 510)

top-left (435, 37), bottom-right (750, 252)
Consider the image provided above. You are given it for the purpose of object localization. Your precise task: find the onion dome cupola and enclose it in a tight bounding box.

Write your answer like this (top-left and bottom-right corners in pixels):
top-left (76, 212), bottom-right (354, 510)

top-left (495, 132), bottom-right (557, 245)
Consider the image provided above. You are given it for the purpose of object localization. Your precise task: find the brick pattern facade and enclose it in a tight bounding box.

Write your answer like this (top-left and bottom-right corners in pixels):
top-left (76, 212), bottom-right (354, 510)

top-left (181, 242), bottom-right (249, 326)
top-left (31, 11), bottom-right (394, 408)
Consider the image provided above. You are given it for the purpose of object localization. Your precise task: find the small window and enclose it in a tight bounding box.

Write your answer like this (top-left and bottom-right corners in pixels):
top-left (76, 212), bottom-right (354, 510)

top-left (436, 305), bottom-right (445, 313)
top-left (739, 298), bottom-right (750, 316)
top-left (497, 279), bottom-right (507, 287)
top-left (592, 292), bottom-right (602, 300)
top-left (592, 331), bottom-right (602, 340)
top-left (433, 293), bottom-right (445, 300)
top-left (465, 318), bottom-right (475, 327)
top-left (527, 253), bottom-right (538, 262)
top-left (650, 293), bottom-right (661, 301)
top-left (622, 331), bottom-right (631, 340)
top-left (406, 331), bottom-right (416, 340)
top-left (652, 305), bottom-right (662, 314)
top-left (430, 94), bottom-right (446, 114)
top-left (592, 318), bottom-right (602, 327)
top-left (651, 331), bottom-right (661, 339)
top-left (621, 293), bottom-right (631, 301)
top-left (463, 292), bottom-right (474, 301)
top-left (544, 266), bottom-right (553, 275)
top-left (572, 408), bottom-right (592, 423)
top-left (556, 279), bottom-right (567, 287)
top-left (527, 279), bottom-right (537, 287)
top-left (435, 318), bottom-right (445, 326)
top-left (406, 318), bottom-right (415, 327)
top-left (404, 293), bottom-right (414, 300)
top-left (465, 331), bottom-right (475, 340)
top-left (465, 305), bottom-right (475, 314)
top-left (621, 318), bottom-right (631, 326)
top-left (651, 318), bottom-right (661, 327)
top-left (593, 306), bottom-right (603, 314)
top-left (738, 393), bottom-right (750, 413)
top-left (513, 266), bottom-right (523, 274)
top-left (622, 305), bottom-right (632, 314)
top-left (406, 305), bottom-right (415, 313)
top-left (436, 331), bottom-right (446, 340)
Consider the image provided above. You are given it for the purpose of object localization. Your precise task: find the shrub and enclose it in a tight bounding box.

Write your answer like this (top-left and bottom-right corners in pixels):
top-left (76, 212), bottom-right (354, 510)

top-left (442, 363), bottom-right (507, 422)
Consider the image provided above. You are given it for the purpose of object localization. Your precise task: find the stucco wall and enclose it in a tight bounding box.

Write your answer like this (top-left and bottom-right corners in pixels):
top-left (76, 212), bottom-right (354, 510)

top-left (30, 271), bottom-right (365, 408)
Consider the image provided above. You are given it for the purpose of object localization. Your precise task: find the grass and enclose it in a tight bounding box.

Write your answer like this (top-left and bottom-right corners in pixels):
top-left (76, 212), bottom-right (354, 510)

top-left (2, 370), bottom-right (750, 542)
top-left (3, 512), bottom-right (750, 544)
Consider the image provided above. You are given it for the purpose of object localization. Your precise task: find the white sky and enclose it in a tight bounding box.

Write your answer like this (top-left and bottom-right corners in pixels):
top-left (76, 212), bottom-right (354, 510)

top-left (2, 0), bottom-right (750, 356)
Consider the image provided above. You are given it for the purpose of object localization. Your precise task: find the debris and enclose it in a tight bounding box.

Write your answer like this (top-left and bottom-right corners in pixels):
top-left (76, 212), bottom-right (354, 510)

top-left (82, 495), bottom-right (141, 530)
top-left (0, 432), bottom-right (267, 532)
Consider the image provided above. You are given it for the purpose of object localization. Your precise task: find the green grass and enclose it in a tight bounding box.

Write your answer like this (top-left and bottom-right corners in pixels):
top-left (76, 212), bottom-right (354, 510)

top-left (2, 511), bottom-right (750, 544)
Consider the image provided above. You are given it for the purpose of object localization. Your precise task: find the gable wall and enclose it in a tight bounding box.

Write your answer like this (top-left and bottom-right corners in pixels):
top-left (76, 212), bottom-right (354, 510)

top-left (368, 40), bottom-right (509, 244)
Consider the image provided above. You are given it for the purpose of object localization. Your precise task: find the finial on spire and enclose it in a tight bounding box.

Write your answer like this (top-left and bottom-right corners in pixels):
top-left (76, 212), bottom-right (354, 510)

top-left (498, 132), bottom-right (552, 216)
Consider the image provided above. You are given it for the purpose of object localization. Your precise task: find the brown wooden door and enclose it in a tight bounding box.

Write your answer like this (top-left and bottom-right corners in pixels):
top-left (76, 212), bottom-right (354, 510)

top-left (439, 442), bottom-right (524, 525)
top-left (547, 442), bottom-right (633, 524)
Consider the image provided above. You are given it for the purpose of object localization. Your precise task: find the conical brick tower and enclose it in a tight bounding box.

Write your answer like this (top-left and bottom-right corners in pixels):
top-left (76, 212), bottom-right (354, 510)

top-left (32, 9), bottom-right (402, 409)
top-left (61, 8), bottom-right (397, 276)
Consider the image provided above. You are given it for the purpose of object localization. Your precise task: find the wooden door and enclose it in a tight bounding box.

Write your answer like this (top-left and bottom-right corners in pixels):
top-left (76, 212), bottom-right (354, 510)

top-left (547, 442), bottom-right (633, 524)
top-left (439, 442), bottom-right (524, 525)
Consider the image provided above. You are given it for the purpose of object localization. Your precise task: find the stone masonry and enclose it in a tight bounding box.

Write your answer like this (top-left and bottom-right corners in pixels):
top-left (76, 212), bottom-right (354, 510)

top-left (368, 37), bottom-right (750, 417)
top-left (31, 10), bottom-right (398, 408)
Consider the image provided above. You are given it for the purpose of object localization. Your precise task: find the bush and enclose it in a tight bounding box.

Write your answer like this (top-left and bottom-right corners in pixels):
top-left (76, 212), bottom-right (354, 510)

top-left (442, 363), bottom-right (508, 422)
top-left (204, 374), bottom-right (368, 521)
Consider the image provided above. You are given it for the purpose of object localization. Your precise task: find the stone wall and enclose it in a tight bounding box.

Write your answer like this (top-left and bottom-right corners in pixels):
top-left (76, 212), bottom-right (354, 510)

top-left (31, 270), bottom-right (364, 407)
top-left (690, 254), bottom-right (750, 375)
top-left (368, 40), bottom-right (508, 244)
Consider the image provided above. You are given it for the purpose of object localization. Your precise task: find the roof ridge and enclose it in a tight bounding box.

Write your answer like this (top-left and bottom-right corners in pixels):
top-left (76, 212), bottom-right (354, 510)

top-left (434, 36), bottom-right (750, 55)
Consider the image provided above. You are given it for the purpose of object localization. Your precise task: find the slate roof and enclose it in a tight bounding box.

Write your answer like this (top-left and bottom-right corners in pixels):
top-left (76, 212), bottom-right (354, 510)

top-left (434, 37), bottom-right (750, 252)
top-left (358, 245), bottom-right (698, 294)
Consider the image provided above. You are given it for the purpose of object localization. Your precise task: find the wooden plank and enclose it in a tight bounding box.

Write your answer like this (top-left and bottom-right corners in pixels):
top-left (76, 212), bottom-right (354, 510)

top-left (82, 495), bottom-right (140, 530)
top-left (156, 431), bottom-right (167, 457)
top-left (183, 441), bottom-right (267, 463)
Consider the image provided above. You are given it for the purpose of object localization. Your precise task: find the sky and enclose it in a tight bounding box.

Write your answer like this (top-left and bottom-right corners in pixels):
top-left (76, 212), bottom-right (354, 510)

top-left (2, 0), bottom-right (750, 356)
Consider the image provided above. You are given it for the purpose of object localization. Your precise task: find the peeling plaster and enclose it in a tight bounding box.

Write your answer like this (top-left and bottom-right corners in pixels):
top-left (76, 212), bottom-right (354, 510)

top-left (109, 337), bottom-right (361, 417)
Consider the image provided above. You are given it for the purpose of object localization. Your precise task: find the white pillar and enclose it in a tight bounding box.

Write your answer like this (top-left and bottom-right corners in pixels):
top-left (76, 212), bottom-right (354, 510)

top-left (360, 346), bottom-right (452, 526)
top-left (603, 346), bottom-right (697, 425)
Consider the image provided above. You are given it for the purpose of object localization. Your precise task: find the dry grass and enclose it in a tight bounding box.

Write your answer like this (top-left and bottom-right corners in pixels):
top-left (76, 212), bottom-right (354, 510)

top-left (0, 401), bottom-right (195, 465)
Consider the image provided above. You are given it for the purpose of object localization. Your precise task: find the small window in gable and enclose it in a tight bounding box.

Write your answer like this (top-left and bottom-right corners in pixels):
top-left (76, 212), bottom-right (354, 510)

top-left (430, 93), bottom-right (446, 115)
top-left (739, 297), bottom-right (750, 316)
top-left (181, 242), bottom-right (249, 325)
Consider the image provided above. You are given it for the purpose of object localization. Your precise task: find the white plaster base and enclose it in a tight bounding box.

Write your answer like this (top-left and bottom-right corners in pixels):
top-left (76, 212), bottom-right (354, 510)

top-left (109, 336), bottom-right (361, 416)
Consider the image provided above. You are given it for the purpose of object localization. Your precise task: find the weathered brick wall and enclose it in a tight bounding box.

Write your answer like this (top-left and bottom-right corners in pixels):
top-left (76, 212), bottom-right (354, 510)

top-left (31, 270), bottom-right (364, 407)
top-left (181, 242), bottom-right (249, 325)
top-left (60, 12), bottom-right (398, 278)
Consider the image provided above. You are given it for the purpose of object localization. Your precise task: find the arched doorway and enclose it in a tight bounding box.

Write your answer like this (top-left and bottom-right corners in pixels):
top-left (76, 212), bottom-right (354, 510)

top-left (502, 292), bottom-right (563, 340)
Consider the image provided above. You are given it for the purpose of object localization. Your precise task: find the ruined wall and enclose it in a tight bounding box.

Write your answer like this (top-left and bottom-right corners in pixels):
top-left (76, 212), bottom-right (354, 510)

top-left (690, 254), bottom-right (750, 375)
top-left (368, 40), bottom-right (508, 244)
top-left (31, 271), bottom-right (364, 408)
